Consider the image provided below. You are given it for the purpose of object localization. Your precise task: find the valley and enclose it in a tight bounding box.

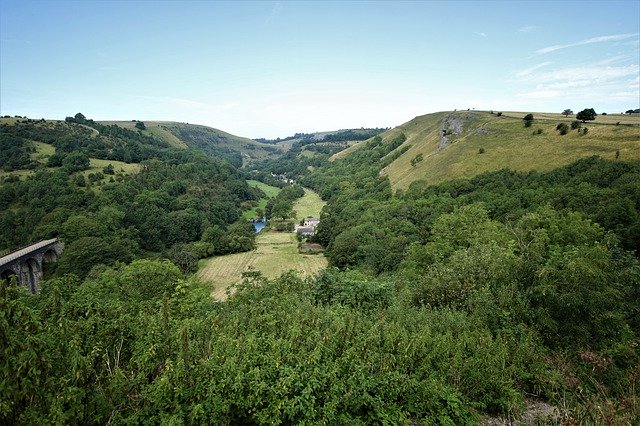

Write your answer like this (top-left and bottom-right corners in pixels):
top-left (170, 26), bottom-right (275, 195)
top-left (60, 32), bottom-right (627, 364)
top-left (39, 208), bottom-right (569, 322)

top-left (1, 108), bottom-right (639, 424)
top-left (198, 186), bottom-right (327, 299)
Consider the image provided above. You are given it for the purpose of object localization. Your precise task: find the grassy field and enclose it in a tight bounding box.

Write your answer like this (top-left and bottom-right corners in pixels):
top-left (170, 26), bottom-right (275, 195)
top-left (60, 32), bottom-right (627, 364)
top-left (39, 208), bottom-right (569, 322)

top-left (354, 110), bottom-right (640, 190)
top-left (198, 230), bottom-right (327, 300)
top-left (242, 180), bottom-right (281, 220)
top-left (1, 140), bottom-right (142, 183)
top-left (199, 187), bottom-right (327, 299)
top-left (293, 187), bottom-right (325, 221)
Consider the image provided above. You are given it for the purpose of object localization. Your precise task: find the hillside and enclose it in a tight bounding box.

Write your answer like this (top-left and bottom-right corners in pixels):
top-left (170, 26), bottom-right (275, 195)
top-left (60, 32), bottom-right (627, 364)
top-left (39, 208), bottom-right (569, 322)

top-left (331, 110), bottom-right (640, 189)
top-left (100, 120), bottom-right (282, 167)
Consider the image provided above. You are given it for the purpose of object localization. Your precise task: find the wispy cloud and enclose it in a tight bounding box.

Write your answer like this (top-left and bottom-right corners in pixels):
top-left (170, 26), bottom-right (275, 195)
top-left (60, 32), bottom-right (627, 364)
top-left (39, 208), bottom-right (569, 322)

top-left (515, 62), bottom-right (640, 105)
top-left (475, 32), bottom-right (487, 37)
top-left (519, 25), bottom-right (536, 33)
top-left (516, 61), bottom-right (553, 77)
top-left (536, 33), bottom-right (639, 54)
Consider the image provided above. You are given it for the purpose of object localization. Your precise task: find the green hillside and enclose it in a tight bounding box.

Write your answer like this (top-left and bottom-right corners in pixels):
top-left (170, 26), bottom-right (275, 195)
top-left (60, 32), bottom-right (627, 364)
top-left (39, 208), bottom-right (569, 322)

top-left (333, 111), bottom-right (640, 189)
top-left (100, 120), bottom-right (282, 167)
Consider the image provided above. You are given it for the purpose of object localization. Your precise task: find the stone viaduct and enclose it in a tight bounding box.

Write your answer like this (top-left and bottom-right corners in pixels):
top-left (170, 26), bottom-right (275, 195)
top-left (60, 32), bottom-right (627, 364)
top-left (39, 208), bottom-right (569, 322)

top-left (0, 238), bottom-right (64, 293)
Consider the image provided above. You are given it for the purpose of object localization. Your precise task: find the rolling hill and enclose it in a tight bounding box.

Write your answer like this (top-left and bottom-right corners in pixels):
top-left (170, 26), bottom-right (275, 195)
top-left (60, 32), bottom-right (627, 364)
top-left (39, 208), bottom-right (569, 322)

top-left (332, 110), bottom-right (640, 189)
top-left (99, 120), bottom-right (282, 167)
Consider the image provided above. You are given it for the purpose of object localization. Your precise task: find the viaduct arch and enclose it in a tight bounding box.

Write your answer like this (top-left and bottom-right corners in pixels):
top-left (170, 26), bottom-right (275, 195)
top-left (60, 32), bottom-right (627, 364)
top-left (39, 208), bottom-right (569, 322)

top-left (0, 238), bottom-right (64, 293)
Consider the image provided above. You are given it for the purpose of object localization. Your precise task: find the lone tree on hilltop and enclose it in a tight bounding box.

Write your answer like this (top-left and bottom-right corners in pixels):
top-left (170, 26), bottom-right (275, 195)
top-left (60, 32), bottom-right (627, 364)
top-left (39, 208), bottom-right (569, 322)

top-left (523, 113), bottom-right (534, 127)
top-left (576, 108), bottom-right (597, 123)
top-left (562, 109), bottom-right (573, 117)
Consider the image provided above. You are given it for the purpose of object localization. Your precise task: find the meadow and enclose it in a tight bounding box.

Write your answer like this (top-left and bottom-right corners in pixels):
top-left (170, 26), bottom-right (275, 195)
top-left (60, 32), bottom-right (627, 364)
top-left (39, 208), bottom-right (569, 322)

top-left (199, 186), bottom-right (327, 299)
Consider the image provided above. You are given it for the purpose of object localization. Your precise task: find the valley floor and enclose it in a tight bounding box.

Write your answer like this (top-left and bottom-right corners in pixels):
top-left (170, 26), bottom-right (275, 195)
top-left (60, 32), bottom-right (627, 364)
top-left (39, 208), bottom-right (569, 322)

top-left (198, 187), bottom-right (327, 299)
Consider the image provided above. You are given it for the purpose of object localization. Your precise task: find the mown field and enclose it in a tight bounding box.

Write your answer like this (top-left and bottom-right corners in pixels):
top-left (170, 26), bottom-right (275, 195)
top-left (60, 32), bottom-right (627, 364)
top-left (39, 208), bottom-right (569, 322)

top-left (293, 187), bottom-right (325, 221)
top-left (199, 187), bottom-right (327, 299)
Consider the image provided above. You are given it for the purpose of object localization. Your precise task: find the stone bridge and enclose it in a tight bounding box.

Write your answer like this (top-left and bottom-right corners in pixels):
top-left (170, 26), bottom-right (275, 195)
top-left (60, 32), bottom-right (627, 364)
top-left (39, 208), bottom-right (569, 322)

top-left (0, 238), bottom-right (64, 293)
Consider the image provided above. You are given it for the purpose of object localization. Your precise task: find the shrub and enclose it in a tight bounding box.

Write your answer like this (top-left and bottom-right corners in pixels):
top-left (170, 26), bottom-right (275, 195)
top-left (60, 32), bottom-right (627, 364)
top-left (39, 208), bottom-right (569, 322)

top-left (556, 123), bottom-right (569, 135)
top-left (571, 120), bottom-right (582, 130)
top-left (478, 147), bottom-right (485, 154)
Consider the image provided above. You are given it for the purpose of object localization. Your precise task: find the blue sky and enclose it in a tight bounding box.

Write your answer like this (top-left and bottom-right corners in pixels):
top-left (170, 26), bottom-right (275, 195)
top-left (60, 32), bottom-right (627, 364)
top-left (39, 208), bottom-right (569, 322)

top-left (1, 1), bottom-right (638, 138)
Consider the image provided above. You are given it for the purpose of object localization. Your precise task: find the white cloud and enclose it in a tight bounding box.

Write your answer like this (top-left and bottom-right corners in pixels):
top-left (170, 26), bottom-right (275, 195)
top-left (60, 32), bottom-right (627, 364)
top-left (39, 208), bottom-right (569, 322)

top-left (536, 33), bottom-right (639, 54)
top-left (519, 25), bottom-right (537, 33)
top-left (475, 32), bottom-right (487, 37)
top-left (516, 61), bottom-right (553, 77)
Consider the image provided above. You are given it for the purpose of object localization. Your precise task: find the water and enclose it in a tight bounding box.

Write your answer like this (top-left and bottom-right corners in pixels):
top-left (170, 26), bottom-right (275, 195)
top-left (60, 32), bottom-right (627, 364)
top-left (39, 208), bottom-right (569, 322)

top-left (253, 221), bottom-right (266, 233)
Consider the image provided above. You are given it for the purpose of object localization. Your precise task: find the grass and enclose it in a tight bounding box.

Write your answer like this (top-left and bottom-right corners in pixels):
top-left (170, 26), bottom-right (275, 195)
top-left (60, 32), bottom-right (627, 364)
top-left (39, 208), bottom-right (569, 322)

top-left (82, 158), bottom-right (141, 179)
top-left (199, 187), bottom-right (328, 299)
top-left (242, 180), bottom-right (281, 220)
top-left (293, 188), bottom-right (325, 221)
top-left (247, 179), bottom-right (281, 198)
top-left (198, 230), bottom-right (328, 300)
top-left (373, 110), bottom-right (640, 190)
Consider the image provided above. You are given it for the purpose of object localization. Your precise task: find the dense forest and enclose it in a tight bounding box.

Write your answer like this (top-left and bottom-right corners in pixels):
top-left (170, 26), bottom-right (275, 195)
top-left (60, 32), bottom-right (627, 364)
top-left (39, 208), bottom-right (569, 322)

top-left (1, 116), bottom-right (639, 423)
top-left (0, 115), bottom-right (262, 276)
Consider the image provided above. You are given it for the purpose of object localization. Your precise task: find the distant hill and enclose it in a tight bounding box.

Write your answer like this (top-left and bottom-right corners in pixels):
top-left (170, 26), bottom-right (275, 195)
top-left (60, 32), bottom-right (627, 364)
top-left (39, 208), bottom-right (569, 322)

top-left (100, 120), bottom-right (282, 167)
top-left (332, 110), bottom-right (640, 189)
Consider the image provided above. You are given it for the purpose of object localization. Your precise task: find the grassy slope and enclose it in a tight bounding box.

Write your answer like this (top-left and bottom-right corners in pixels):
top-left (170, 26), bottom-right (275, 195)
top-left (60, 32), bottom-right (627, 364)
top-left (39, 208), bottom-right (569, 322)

top-left (242, 180), bottom-right (282, 220)
top-left (100, 120), bottom-right (282, 164)
top-left (332, 111), bottom-right (640, 189)
top-left (1, 141), bottom-right (141, 182)
top-left (199, 187), bottom-right (327, 300)
top-left (293, 187), bottom-right (325, 221)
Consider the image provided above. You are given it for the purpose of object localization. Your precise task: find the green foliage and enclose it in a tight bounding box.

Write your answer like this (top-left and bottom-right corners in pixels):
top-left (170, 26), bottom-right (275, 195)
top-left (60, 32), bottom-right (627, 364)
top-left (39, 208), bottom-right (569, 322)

top-left (556, 122), bottom-right (569, 135)
top-left (61, 151), bottom-right (90, 173)
top-left (571, 120), bottom-right (582, 130)
top-left (576, 108), bottom-right (597, 122)
top-left (411, 152), bottom-right (424, 166)
top-left (562, 109), bottom-right (573, 117)
top-left (523, 113), bottom-right (534, 127)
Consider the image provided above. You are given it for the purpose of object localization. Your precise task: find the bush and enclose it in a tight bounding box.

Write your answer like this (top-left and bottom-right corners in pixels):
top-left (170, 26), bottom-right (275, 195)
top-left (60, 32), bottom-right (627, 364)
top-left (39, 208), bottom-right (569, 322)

top-left (556, 123), bottom-right (569, 135)
top-left (571, 120), bottom-right (582, 130)
top-left (478, 147), bottom-right (485, 154)
top-left (533, 128), bottom-right (543, 135)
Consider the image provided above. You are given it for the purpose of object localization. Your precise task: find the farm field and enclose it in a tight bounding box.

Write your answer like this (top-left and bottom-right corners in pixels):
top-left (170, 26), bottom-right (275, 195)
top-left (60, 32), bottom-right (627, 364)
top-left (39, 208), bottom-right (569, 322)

top-left (199, 187), bottom-right (327, 299)
top-left (198, 230), bottom-right (327, 300)
top-left (293, 187), bottom-right (325, 221)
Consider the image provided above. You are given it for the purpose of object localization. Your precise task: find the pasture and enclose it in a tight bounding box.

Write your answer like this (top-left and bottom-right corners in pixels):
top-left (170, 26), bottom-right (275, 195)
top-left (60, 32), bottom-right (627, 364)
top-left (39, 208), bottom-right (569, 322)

top-left (198, 230), bottom-right (327, 300)
top-left (199, 186), bottom-right (327, 299)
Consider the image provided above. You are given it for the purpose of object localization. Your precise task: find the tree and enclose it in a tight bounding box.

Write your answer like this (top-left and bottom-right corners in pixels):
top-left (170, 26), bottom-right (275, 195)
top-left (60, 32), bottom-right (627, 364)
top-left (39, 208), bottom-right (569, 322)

top-left (576, 108), bottom-right (596, 122)
top-left (523, 113), bottom-right (534, 127)
top-left (562, 109), bottom-right (573, 117)
top-left (135, 121), bottom-right (146, 130)
top-left (61, 151), bottom-right (90, 173)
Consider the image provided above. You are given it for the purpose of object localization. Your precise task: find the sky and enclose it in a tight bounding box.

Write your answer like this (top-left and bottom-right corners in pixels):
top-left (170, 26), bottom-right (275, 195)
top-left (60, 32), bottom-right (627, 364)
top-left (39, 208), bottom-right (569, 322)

top-left (1, 1), bottom-right (639, 139)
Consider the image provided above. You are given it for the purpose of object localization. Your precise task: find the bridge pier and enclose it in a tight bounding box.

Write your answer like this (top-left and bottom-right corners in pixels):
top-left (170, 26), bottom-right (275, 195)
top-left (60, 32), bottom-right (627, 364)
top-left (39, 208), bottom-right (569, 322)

top-left (0, 239), bottom-right (63, 293)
